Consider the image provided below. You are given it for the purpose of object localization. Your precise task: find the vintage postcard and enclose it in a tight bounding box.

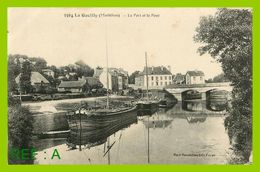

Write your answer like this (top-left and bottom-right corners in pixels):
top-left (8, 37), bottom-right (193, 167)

top-left (7, 8), bottom-right (252, 164)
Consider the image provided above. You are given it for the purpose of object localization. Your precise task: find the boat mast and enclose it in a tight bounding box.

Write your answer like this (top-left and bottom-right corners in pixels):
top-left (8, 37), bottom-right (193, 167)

top-left (145, 52), bottom-right (149, 100)
top-left (105, 24), bottom-right (109, 109)
top-left (105, 23), bottom-right (110, 165)
top-left (148, 116), bottom-right (150, 163)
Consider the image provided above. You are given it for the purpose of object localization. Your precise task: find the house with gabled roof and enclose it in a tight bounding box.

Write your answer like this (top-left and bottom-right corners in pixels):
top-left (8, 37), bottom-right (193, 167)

top-left (58, 80), bottom-right (86, 93)
top-left (185, 70), bottom-right (205, 85)
top-left (15, 71), bottom-right (50, 93)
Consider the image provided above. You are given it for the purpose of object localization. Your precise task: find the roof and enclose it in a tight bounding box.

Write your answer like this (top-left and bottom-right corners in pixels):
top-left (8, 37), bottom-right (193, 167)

top-left (42, 69), bottom-right (54, 72)
top-left (186, 70), bottom-right (205, 76)
top-left (94, 67), bottom-right (128, 77)
top-left (58, 80), bottom-right (86, 88)
top-left (138, 66), bottom-right (172, 76)
top-left (15, 71), bottom-right (50, 85)
top-left (173, 73), bottom-right (185, 82)
top-left (109, 68), bottom-right (128, 76)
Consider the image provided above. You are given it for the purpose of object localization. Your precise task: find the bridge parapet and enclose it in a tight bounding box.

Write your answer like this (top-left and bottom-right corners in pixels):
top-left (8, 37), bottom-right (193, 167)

top-left (165, 82), bottom-right (233, 101)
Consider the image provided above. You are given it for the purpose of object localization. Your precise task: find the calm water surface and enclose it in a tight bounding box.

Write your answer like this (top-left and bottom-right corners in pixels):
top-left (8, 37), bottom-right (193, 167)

top-left (29, 98), bottom-right (232, 164)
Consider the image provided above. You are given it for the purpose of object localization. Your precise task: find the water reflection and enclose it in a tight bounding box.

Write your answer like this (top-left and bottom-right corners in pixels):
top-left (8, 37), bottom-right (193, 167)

top-left (206, 89), bottom-right (228, 111)
top-left (182, 100), bottom-right (203, 112)
top-left (206, 100), bottom-right (227, 111)
top-left (33, 98), bottom-right (231, 164)
top-left (67, 112), bottom-right (137, 148)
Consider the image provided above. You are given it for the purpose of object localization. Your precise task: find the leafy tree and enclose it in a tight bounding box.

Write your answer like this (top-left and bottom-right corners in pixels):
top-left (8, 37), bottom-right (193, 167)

top-left (19, 60), bottom-right (32, 94)
top-left (205, 78), bottom-right (213, 83)
top-left (129, 71), bottom-right (140, 84)
top-left (8, 100), bottom-right (34, 164)
top-left (206, 73), bottom-right (230, 83)
top-left (29, 57), bottom-right (47, 72)
top-left (8, 54), bottom-right (28, 94)
top-left (194, 8), bottom-right (252, 163)
top-left (48, 65), bottom-right (60, 78)
top-left (213, 73), bottom-right (229, 82)
top-left (75, 60), bottom-right (94, 77)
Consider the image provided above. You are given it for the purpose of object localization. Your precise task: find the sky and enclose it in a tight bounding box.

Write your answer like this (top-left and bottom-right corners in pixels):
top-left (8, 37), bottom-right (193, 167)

top-left (8, 8), bottom-right (222, 79)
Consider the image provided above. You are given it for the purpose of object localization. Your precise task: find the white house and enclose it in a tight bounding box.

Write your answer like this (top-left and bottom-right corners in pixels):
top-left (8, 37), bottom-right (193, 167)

top-left (94, 67), bottom-right (128, 92)
top-left (185, 70), bottom-right (205, 85)
top-left (135, 66), bottom-right (173, 89)
top-left (42, 69), bottom-right (55, 78)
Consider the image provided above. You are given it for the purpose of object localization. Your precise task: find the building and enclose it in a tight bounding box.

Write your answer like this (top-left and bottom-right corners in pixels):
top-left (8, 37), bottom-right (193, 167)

top-left (94, 67), bottom-right (128, 92)
top-left (173, 73), bottom-right (185, 84)
top-left (135, 66), bottom-right (173, 89)
top-left (109, 68), bottom-right (129, 90)
top-left (42, 69), bottom-right (55, 78)
top-left (58, 80), bottom-right (86, 93)
top-left (79, 76), bottom-right (103, 88)
top-left (15, 71), bottom-right (50, 93)
top-left (185, 70), bottom-right (205, 85)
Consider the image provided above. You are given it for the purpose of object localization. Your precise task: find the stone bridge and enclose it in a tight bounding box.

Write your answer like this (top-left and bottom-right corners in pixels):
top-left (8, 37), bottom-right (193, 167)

top-left (165, 82), bottom-right (233, 101)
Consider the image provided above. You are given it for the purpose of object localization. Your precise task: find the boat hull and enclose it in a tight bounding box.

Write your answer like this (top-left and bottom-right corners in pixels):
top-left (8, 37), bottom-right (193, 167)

top-left (66, 106), bottom-right (138, 146)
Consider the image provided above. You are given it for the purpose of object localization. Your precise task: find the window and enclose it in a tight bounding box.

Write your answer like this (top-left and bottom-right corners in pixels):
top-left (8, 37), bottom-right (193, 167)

top-left (200, 76), bottom-right (203, 81)
top-left (165, 76), bottom-right (167, 80)
top-left (169, 76), bottom-right (171, 80)
top-left (151, 76), bottom-right (154, 80)
top-left (160, 76), bottom-right (163, 80)
top-left (165, 82), bottom-right (167, 85)
top-left (169, 81), bottom-right (172, 85)
top-left (193, 76), bottom-right (196, 80)
top-left (156, 76), bottom-right (158, 80)
top-left (156, 82), bottom-right (158, 86)
top-left (151, 82), bottom-right (154, 86)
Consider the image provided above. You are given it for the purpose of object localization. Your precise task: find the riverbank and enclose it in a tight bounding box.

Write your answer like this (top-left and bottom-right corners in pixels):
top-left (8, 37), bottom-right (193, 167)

top-left (22, 95), bottom-right (135, 107)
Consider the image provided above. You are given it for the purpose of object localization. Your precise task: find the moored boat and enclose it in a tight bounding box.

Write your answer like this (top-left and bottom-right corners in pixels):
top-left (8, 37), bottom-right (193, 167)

top-left (136, 52), bottom-right (159, 111)
top-left (66, 106), bottom-right (137, 146)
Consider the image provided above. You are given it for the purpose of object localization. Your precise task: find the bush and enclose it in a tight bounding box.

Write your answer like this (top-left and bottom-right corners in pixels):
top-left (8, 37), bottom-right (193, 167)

top-left (8, 105), bottom-right (34, 164)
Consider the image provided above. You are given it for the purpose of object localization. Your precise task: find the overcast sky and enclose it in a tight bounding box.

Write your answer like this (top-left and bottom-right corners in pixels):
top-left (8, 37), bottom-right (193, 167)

top-left (8, 8), bottom-right (222, 79)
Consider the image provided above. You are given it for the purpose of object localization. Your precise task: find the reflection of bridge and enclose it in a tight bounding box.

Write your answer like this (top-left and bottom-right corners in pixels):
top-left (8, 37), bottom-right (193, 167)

top-left (165, 82), bottom-right (233, 101)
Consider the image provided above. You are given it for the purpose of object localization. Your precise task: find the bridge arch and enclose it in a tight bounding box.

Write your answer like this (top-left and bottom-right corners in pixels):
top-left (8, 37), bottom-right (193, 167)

top-left (181, 89), bottom-right (202, 101)
top-left (206, 89), bottom-right (228, 111)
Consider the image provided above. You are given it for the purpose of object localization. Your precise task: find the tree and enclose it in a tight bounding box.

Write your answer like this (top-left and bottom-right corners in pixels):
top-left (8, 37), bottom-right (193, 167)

top-left (8, 98), bottom-right (34, 164)
top-left (8, 54), bottom-right (27, 94)
top-left (75, 60), bottom-right (94, 77)
top-left (206, 73), bottom-right (230, 83)
top-left (194, 8), bottom-right (252, 163)
top-left (212, 73), bottom-right (229, 83)
top-left (19, 60), bottom-right (32, 94)
top-left (129, 71), bottom-right (140, 84)
top-left (29, 57), bottom-right (47, 72)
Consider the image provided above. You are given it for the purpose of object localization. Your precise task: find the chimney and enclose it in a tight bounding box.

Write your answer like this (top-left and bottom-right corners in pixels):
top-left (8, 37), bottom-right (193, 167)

top-left (167, 65), bottom-right (171, 72)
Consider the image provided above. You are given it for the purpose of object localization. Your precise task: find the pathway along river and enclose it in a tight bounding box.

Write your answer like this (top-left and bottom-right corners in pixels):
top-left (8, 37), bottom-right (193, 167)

top-left (28, 97), bottom-right (235, 164)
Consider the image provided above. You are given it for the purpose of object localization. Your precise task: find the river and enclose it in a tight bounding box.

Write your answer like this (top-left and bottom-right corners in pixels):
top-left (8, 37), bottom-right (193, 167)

top-left (27, 97), bottom-right (234, 164)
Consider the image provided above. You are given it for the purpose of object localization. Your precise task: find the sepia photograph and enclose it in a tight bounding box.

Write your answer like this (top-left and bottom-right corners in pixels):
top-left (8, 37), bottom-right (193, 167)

top-left (7, 8), bottom-right (252, 164)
